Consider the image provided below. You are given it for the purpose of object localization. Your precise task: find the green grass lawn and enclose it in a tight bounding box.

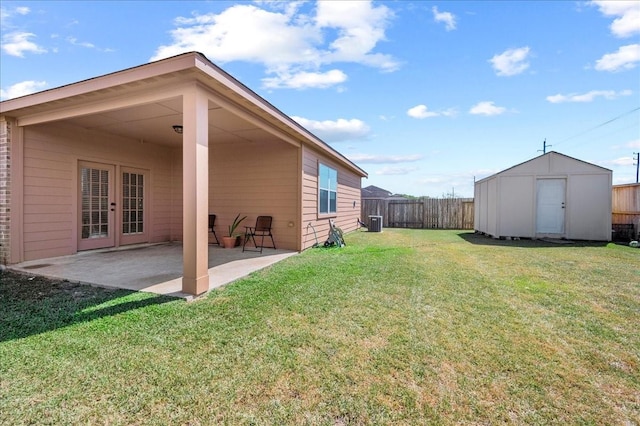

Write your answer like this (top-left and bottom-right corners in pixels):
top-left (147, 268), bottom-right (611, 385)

top-left (1, 230), bottom-right (639, 425)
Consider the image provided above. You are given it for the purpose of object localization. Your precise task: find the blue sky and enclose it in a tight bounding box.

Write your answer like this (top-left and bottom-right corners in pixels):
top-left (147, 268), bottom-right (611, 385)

top-left (1, 0), bottom-right (639, 197)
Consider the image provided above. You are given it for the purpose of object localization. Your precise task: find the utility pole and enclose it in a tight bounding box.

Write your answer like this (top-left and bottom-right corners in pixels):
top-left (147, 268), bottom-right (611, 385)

top-left (538, 138), bottom-right (551, 154)
top-left (634, 152), bottom-right (639, 183)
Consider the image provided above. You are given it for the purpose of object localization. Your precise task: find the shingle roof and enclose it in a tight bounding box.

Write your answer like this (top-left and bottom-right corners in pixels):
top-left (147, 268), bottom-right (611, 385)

top-left (362, 185), bottom-right (393, 198)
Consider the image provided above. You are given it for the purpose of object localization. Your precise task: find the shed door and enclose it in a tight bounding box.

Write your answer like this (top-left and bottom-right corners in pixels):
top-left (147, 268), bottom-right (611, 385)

top-left (536, 179), bottom-right (565, 234)
top-left (78, 162), bottom-right (116, 250)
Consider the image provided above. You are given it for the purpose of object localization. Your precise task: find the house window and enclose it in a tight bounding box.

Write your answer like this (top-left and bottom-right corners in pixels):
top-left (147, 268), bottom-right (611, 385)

top-left (319, 163), bottom-right (337, 214)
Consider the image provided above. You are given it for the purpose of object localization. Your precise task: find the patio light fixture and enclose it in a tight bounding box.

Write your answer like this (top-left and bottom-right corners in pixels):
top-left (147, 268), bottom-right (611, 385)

top-left (172, 125), bottom-right (183, 134)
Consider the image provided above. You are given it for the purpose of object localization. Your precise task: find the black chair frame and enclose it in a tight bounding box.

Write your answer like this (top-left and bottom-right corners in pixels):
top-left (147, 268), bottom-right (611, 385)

top-left (242, 216), bottom-right (276, 253)
top-left (208, 214), bottom-right (220, 245)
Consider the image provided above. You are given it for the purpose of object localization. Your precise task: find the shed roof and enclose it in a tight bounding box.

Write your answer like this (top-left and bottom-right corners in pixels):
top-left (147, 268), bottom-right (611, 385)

top-left (476, 151), bottom-right (611, 184)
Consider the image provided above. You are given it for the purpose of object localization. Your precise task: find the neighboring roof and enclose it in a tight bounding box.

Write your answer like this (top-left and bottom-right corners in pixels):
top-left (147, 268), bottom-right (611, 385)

top-left (362, 185), bottom-right (393, 198)
top-left (0, 51), bottom-right (367, 178)
top-left (476, 151), bottom-right (611, 184)
top-left (387, 195), bottom-right (410, 200)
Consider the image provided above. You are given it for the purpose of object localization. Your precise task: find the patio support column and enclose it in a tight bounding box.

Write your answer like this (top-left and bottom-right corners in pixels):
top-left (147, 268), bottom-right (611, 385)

top-left (181, 85), bottom-right (209, 295)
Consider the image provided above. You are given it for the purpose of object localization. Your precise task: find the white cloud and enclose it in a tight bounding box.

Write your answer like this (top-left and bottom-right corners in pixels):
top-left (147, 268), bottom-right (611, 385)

top-left (626, 139), bottom-right (640, 149)
top-left (613, 175), bottom-right (636, 185)
top-left (1, 31), bottom-right (47, 57)
top-left (291, 116), bottom-right (370, 142)
top-left (432, 6), bottom-right (456, 31)
top-left (315, 1), bottom-right (398, 71)
top-left (153, 5), bottom-right (317, 65)
top-left (1, 5), bottom-right (30, 25)
top-left (489, 47), bottom-right (531, 76)
top-left (414, 170), bottom-right (482, 198)
top-left (407, 104), bottom-right (438, 119)
top-left (407, 104), bottom-right (457, 119)
top-left (66, 36), bottom-right (95, 49)
top-left (546, 89), bottom-right (632, 103)
top-left (151, 1), bottom-right (398, 89)
top-left (607, 156), bottom-right (635, 166)
top-left (375, 166), bottom-right (418, 176)
top-left (348, 153), bottom-right (423, 164)
top-left (262, 69), bottom-right (347, 89)
top-left (594, 44), bottom-right (640, 72)
top-left (469, 101), bottom-right (506, 116)
top-left (591, 1), bottom-right (640, 38)
top-left (0, 80), bottom-right (47, 100)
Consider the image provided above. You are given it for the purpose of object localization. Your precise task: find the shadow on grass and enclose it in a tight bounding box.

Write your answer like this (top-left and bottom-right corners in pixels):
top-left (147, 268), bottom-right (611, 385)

top-left (457, 231), bottom-right (610, 248)
top-left (0, 271), bottom-right (176, 342)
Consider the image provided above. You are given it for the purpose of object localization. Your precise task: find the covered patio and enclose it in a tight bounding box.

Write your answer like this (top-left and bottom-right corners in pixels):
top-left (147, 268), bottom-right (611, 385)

top-left (10, 244), bottom-right (297, 300)
top-left (1, 51), bottom-right (366, 298)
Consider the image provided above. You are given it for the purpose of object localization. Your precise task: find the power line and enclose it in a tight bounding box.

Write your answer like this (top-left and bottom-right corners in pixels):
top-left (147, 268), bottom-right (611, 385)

top-left (560, 122), bottom-right (639, 151)
top-left (553, 106), bottom-right (640, 148)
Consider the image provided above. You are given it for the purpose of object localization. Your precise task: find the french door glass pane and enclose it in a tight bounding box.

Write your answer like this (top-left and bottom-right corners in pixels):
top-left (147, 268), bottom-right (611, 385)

top-left (81, 167), bottom-right (109, 239)
top-left (122, 172), bottom-right (145, 235)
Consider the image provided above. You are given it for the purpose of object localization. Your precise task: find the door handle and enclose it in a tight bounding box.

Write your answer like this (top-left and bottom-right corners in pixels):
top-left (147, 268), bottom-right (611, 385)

top-left (110, 202), bottom-right (116, 212)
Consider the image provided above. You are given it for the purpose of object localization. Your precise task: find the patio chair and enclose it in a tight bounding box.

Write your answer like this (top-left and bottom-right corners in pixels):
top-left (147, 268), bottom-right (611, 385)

top-left (242, 216), bottom-right (276, 253)
top-left (208, 214), bottom-right (220, 245)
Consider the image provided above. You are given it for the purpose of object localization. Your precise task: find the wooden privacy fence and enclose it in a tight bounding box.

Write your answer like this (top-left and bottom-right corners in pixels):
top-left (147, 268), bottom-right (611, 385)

top-left (612, 183), bottom-right (640, 240)
top-left (362, 198), bottom-right (474, 230)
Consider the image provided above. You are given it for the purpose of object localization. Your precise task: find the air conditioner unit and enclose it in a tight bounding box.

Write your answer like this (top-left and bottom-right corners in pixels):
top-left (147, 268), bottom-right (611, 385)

top-left (369, 215), bottom-right (383, 232)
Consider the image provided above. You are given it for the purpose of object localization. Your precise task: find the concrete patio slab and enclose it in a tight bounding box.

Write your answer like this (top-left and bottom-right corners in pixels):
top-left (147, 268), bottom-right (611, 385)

top-left (10, 243), bottom-right (297, 300)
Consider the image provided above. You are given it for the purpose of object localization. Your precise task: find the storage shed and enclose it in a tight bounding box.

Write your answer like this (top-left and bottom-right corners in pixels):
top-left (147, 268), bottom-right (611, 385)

top-left (474, 151), bottom-right (612, 241)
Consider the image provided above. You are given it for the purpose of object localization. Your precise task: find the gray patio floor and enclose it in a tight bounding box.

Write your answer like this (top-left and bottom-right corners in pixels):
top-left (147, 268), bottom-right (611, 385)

top-left (9, 243), bottom-right (297, 300)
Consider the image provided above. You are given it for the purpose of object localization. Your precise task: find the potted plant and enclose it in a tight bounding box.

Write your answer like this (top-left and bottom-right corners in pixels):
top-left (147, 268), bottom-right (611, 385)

top-left (222, 213), bottom-right (247, 248)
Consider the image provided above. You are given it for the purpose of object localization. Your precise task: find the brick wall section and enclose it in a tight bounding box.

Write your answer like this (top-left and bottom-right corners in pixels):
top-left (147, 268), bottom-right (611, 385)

top-left (0, 119), bottom-right (10, 265)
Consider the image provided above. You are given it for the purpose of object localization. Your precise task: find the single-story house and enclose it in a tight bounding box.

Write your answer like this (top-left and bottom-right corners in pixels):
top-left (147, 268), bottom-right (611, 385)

top-left (361, 185), bottom-right (407, 201)
top-left (474, 151), bottom-right (612, 241)
top-left (361, 185), bottom-right (392, 199)
top-left (0, 51), bottom-right (367, 295)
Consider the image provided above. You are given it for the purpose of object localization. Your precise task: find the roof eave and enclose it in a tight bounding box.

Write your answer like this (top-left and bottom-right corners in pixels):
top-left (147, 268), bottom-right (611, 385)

top-left (0, 51), bottom-right (367, 178)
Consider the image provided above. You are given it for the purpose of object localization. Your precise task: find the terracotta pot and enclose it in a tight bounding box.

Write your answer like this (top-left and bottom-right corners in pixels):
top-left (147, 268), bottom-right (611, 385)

top-left (222, 236), bottom-right (239, 249)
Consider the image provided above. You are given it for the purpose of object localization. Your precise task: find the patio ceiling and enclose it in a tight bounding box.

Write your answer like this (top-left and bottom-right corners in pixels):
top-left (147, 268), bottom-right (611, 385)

top-left (60, 97), bottom-right (286, 148)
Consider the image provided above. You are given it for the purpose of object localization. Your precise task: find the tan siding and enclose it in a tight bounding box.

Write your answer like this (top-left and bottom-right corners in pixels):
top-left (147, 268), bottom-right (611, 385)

top-left (150, 153), bottom-right (175, 242)
top-left (22, 133), bottom-right (74, 260)
top-left (210, 140), bottom-right (299, 250)
top-left (22, 122), bottom-right (174, 261)
top-left (301, 146), bottom-right (362, 250)
top-left (169, 149), bottom-right (183, 241)
top-left (24, 230), bottom-right (71, 243)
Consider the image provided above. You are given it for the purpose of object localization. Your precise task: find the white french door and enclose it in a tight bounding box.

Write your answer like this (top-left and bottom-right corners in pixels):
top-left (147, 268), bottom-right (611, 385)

top-left (78, 163), bottom-right (149, 251)
top-left (119, 168), bottom-right (149, 245)
top-left (536, 178), bottom-right (566, 235)
top-left (78, 162), bottom-right (116, 250)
